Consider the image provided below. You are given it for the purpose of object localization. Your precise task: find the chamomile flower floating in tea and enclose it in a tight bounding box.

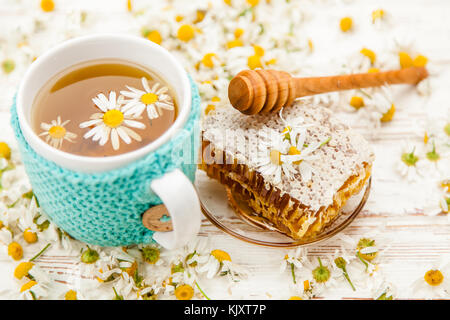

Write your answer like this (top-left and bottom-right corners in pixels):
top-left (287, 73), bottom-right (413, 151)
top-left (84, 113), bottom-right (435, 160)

top-left (39, 117), bottom-right (77, 149)
top-left (79, 91), bottom-right (145, 151)
top-left (121, 77), bottom-right (174, 120)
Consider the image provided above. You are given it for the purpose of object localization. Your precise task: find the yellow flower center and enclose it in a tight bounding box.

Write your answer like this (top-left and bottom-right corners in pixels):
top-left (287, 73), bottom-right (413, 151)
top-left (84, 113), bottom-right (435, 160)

top-left (8, 242), bottom-right (23, 261)
top-left (103, 109), bottom-right (124, 128)
top-left (424, 269), bottom-right (444, 286)
top-left (270, 149), bottom-right (282, 165)
top-left (380, 104), bottom-right (396, 122)
top-left (211, 249), bottom-right (231, 262)
top-left (141, 92), bottom-right (159, 105)
top-left (177, 24), bottom-right (195, 42)
top-left (48, 125), bottom-right (66, 139)
top-left (202, 53), bottom-right (216, 68)
top-left (423, 132), bottom-right (429, 144)
top-left (248, 54), bottom-right (262, 70)
top-left (399, 52), bottom-right (413, 69)
top-left (0, 142), bottom-right (11, 160)
top-left (14, 262), bottom-right (34, 280)
top-left (360, 48), bottom-right (376, 64)
top-left (205, 105), bottom-right (216, 115)
top-left (288, 146), bottom-right (302, 165)
top-left (65, 290), bottom-right (78, 300)
top-left (194, 10), bottom-right (206, 24)
top-left (372, 9), bottom-right (385, 22)
top-left (303, 280), bottom-right (310, 291)
top-left (125, 261), bottom-right (138, 277)
top-left (308, 39), bottom-right (314, 52)
top-left (440, 180), bottom-right (450, 189)
top-left (234, 28), bottom-right (244, 38)
top-left (147, 30), bottom-right (162, 45)
top-left (368, 67), bottom-right (379, 73)
top-left (350, 96), bottom-right (365, 109)
top-left (226, 39), bottom-right (244, 49)
top-left (40, 0), bottom-right (55, 12)
top-left (20, 280), bottom-right (37, 293)
top-left (340, 17), bottom-right (353, 32)
top-left (413, 55), bottom-right (428, 67)
top-left (247, 0), bottom-right (259, 6)
top-left (289, 296), bottom-right (303, 300)
top-left (174, 284), bottom-right (194, 300)
top-left (253, 45), bottom-right (265, 57)
top-left (23, 228), bottom-right (38, 244)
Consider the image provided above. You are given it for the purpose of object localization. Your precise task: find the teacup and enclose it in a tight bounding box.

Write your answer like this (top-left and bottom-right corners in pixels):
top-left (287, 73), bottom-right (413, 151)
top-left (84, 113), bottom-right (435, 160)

top-left (11, 34), bottom-right (202, 249)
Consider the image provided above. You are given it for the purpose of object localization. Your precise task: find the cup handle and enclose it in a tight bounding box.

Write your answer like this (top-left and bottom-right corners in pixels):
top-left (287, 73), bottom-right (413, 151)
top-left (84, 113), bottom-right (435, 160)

top-left (149, 169), bottom-right (201, 250)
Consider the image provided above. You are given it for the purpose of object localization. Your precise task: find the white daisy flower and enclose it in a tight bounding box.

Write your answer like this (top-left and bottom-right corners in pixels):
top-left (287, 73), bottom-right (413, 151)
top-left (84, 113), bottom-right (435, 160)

top-left (421, 140), bottom-right (450, 176)
top-left (296, 256), bottom-right (340, 296)
top-left (372, 280), bottom-right (396, 300)
top-left (197, 249), bottom-right (248, 282)
top-left (411, 257), bottom-right (450, 299)
top-left (396, 141), bottom-right (426, 182)
top-left (255, 128), bottom-right (292, 185)
top-left (39, 116), bottom-right (77, 149)
top-left (328, 249), bottom-right (357, 291)
top-left (281, 129), bottom-right (328, 182)
top-left (120, 77), bottom-right (174, 119)
top-left (28, 264), bottom-right (53, 285)
top-left (280, 248), bottom-right (308, 276)
top-left (365, 86), bottom-right (395, 122)
top-left (19, 281), bottom-right (49, 300)
top-left (79, 91), bottom-right (145, 151)
top-left (114, 272), bottom-right (139, 299)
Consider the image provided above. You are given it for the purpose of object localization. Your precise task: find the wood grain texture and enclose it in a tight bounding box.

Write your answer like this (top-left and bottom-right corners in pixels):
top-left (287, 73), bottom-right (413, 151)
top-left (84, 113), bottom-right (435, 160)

top-left (228, 67), bottom-right (428, 115)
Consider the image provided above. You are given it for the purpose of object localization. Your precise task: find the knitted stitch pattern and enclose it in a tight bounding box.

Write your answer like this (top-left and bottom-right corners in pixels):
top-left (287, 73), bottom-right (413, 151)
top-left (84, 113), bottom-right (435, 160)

top-left (10, 77), bottom-right (200, 247)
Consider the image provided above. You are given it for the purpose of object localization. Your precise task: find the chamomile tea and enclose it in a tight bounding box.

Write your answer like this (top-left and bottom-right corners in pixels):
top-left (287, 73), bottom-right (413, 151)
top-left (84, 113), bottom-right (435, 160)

top-left (32, 59), bottom-right (177, 157)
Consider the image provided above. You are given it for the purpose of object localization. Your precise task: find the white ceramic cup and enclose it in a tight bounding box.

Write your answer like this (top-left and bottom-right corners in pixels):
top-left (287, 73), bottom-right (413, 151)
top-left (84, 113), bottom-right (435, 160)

top-left (15, 34), bottom-right (201, 249)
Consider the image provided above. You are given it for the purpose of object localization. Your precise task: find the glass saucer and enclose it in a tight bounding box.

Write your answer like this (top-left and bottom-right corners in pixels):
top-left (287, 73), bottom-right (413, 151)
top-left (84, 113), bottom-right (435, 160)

top-left (195, 170), bottom-right (371, 248)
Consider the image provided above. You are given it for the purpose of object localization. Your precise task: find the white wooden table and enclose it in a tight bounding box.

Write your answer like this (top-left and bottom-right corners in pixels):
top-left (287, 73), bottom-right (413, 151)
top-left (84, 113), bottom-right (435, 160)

top-left (0, 0), bottom-right (449, 300)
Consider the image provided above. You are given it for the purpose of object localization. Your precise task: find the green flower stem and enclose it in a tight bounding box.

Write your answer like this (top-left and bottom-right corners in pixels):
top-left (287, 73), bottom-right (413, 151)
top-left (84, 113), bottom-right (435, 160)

top-left (342, 268), bottom-right (356, 291)
top-left (30, 243), bottom-right (51, 262)
top-left (112, 287), bottom-right (123, 300)
top-left (195, 281), bottom-right (211, 300)
top-left (356, 252), bottom-right (368, 271)
top-left (290, 263), bottom-right (296, 284)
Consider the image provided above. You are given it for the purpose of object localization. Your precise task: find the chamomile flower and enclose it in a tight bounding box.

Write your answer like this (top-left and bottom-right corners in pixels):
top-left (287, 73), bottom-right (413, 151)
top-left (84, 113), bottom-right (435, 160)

top-left (197, 249), bottom-right (248, 282)
top-left (255, 128), bottom-right (292, 185)
top-left (439, 186), bottom-right (449, 214)
top-left (19, 280), bottom-right (49, 300)
top-left (39, 116), bottom-right (77, 149)
top-left (282, 130), bottom-right (329, 182)
top-left (79, 91), bottom-right (145, 151)
top-left (328, 250), bottom-right (357, 291)
top-left (411, 257), bottom-right (450, 299)
top-left (372, 280), bottom-right (396, 300)
top-left (120, 78), bottom-right (174, 119)
top-left (366, 86), bottom-right (396, 123)
top-left (396, 141), bottom-right (426, 182)
top-left (297, 257), bottom-right (339, 295)
top-left (422, 140), bottom-right (450, 176)
top-left (280, 248), bottom-right (309, 284)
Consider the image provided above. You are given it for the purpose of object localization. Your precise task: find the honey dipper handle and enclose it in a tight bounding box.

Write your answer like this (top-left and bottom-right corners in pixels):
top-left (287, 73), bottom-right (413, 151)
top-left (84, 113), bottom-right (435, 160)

top-left (294, 66), bottom-right (428, 97)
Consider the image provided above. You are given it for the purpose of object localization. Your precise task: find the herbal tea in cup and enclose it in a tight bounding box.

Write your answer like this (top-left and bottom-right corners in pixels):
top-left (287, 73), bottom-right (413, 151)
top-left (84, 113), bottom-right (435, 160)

top-left (32, 59), bottom-right (177, 157)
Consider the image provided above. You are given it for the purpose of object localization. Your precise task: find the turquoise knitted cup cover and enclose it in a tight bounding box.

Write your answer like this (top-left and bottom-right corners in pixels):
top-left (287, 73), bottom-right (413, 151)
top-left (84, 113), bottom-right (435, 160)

top-left (10, 77), bottom-right (201, 247)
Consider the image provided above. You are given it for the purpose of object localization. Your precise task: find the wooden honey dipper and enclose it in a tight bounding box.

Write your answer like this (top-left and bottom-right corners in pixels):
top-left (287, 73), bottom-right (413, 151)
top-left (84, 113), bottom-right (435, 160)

top-left (228, 67), bottom-right (428, 115)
